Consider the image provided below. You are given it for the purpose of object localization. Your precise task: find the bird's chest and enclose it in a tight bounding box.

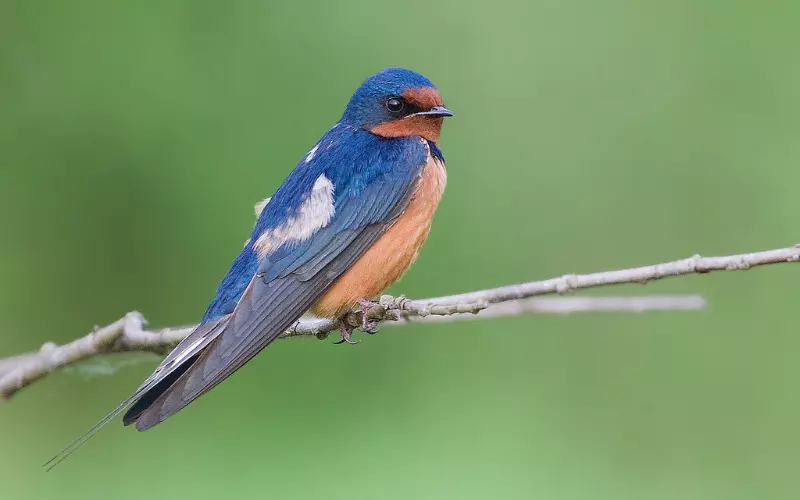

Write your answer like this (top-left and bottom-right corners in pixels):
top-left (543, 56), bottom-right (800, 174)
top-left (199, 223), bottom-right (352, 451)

top-left (312, 151), bottom-right (446, 317)
top-left (388, 152), bottom-right (447, 252)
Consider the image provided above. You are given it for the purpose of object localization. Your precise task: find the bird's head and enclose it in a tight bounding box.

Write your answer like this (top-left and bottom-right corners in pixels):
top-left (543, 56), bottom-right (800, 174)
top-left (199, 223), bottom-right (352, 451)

top-left (342, 68), bottom-right (453, 143)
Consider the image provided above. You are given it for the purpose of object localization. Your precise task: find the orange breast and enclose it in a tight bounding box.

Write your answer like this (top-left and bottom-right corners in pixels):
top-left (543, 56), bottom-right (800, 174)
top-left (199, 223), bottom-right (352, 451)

top-left (312, 151), bottom-right (446, 318)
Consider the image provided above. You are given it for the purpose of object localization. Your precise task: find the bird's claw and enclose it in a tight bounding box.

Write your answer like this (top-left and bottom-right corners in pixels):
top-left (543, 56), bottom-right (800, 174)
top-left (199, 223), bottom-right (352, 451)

top-left (359, 299), bottom-right (382, 334)
top-left (333, 299), bottom-right (383, 344)
top-left (334, 336), bottom-right (359, 345)
top-left (334, 322), bottom-right (359, 345)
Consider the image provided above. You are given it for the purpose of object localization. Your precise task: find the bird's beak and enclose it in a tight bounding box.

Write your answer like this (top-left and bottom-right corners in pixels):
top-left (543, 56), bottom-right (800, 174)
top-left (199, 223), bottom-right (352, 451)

top-left (408, 106), bottom-right (454, 118)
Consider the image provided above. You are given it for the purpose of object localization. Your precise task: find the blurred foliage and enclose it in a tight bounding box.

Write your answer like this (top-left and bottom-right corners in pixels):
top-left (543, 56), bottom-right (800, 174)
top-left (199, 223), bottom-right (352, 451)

top-left (1, 1), bottom-right (800, 499)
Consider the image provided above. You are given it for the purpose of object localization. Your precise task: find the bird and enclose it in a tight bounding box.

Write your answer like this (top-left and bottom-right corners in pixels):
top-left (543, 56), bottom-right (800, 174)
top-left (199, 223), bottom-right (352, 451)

top-left (46, 67), bottom-right (452, 469)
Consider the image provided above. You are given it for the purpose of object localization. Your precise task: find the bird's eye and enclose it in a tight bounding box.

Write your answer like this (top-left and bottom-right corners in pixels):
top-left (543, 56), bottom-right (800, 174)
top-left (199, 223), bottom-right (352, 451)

top-left (386, 97), bottom-right (405, 113)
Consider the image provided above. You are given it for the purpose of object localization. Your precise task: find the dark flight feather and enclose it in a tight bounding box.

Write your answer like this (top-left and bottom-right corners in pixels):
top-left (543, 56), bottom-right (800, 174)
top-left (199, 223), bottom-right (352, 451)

top-left (43, 316), bottom-right (230, 470)
top-left (127, 127), bottom-right (429, 429)
top-left (131, 183), bottom-right (421, 428)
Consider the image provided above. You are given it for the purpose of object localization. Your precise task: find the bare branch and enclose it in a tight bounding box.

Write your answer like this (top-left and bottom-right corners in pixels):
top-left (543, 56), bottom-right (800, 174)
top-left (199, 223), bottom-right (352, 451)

top-left (409, 295), bottom-right (707, 321)
top-left (1, 244), bottom-right (796, 401)
top-left (409, 245), bottom-right (800, 307)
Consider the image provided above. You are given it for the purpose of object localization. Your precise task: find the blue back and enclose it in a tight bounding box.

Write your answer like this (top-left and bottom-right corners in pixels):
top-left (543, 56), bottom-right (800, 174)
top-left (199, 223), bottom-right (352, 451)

top-left (202, 123), bottom-right (429, 322)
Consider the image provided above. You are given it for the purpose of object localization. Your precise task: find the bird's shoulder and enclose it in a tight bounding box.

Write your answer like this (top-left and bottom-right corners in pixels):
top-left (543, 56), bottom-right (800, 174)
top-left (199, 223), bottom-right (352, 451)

top-left (201, 124), bottom-right (430, 322)
top-left (256, 123), bottom-right (429, 231)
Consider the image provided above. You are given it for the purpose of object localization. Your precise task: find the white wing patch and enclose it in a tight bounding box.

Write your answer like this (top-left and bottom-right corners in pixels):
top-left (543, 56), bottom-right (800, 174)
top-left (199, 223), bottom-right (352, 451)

top-left (253, 174), bottom-right (335, 258)
top-left (254, 197), bottom-right (271, 217)
top-left (305, 143), bottom-right (320, 163)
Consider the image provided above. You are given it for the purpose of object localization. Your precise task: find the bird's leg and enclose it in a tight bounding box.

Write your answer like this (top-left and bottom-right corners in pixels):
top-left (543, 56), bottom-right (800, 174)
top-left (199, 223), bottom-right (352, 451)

top-left (334, 319), bottom-right (359, 345)
top-left (359, 298), bottom-right (382, 335)
top-left (333, 299), bottom-right (383, 344)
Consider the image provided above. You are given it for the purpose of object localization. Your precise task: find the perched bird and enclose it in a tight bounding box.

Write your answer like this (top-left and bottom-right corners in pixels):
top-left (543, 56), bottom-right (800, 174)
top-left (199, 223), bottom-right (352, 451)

top-left (47, 67), bottom-right (452, 468)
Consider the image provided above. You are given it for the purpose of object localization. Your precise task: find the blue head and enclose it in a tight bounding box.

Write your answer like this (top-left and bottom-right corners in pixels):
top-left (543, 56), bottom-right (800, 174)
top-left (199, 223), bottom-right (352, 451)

top-left (341, 68), bottom-right (453, 143)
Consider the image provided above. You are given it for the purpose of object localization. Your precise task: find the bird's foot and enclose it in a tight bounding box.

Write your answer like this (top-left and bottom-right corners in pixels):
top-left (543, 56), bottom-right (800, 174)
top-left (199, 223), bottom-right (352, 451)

top-left (333, 299), bottom-right (384, 344)
top-left (359, 298), bottom-right (383, 334)
top-left (334, 320), bottom-right (359, 345)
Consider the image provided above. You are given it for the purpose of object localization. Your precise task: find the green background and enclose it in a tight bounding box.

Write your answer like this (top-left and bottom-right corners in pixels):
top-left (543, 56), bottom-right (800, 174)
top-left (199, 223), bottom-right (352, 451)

top-left (2, 1), bottom-right (799, 499)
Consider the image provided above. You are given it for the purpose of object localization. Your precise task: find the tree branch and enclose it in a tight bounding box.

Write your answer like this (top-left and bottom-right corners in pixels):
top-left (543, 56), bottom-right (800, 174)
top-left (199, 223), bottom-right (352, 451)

top-left (1, 244), bottom-right (797, 401)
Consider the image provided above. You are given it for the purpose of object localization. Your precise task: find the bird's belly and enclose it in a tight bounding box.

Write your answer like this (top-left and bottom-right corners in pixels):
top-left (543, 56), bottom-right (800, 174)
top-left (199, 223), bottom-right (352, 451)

top-left (312, 152), bottom-right (446, 318)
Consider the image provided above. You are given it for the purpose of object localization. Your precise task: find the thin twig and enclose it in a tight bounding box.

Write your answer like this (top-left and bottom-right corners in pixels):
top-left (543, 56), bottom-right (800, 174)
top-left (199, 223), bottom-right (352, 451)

top-left (0, 244), bottom-right (797, 400)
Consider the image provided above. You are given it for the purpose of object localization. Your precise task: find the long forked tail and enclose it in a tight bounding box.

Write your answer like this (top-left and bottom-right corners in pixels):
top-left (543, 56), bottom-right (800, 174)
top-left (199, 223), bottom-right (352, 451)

top-left (43, 396), bottom-right (139, 471)
top-left (44, 316), bottom-right (230, 471)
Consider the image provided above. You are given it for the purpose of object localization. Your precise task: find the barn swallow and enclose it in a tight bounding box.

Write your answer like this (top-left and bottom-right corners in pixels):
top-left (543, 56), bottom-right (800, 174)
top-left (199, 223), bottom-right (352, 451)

top-left (46, 67), bottom-right (452, 469)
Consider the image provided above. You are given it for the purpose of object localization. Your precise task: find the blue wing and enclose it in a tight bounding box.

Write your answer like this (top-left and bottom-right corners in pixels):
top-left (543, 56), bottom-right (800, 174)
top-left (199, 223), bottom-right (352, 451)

top-left (125, 124), bottom-right (429, 429)
top-left (44, 125), bottom-right (430, 469)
